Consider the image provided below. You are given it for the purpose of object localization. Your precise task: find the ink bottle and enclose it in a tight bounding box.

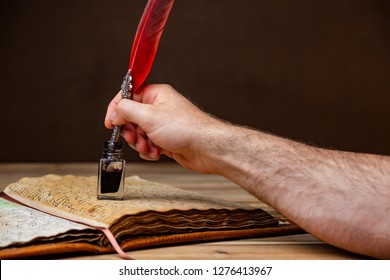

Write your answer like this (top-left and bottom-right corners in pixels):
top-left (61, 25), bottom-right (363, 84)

top-left (97, 141), bottom-right (125, 200)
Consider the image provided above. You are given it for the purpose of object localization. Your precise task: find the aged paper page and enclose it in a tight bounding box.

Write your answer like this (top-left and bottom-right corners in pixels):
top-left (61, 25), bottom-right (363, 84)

top-left (4, 175), bottom-right (254, 228)
top-left (0, 197), bottom-right (91, 248)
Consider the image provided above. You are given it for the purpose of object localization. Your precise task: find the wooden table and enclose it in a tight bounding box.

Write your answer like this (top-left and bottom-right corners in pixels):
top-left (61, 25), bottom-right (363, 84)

top-left (0, 162), bottom-right (365, 260)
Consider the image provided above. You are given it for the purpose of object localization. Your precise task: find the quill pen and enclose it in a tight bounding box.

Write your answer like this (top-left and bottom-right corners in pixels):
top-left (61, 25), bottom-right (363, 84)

top-left (110, 0), bottom-right (175, 143)
top-left (99, 0), bottom-right (175, 201)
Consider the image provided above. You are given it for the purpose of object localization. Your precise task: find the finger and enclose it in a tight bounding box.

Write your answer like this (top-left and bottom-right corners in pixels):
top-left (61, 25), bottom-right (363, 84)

top-left (121, 123), bottom-right (137, 145)
top-left (112, 99), bottom-right (153, 128)
top-left (136, 125), bottom-right (147, 138)
top-left (140, 152), bottom-right (159, 161)
top-left (146, 138), bottom-right (161, 160)
top-left (134, 134), bottom-right (149, 155)
top-left (139, 144), bottom-right (161, 161)
top-left (104, 91), bottom-right (122, 128)
top-left (132, 84), bottom-right (155, 103)
top-left (131, 134), bottom-right (161, 161)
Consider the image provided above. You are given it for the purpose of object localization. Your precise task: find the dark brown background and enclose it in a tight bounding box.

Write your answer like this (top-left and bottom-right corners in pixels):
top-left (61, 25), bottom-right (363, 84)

top-left (1, 0), bottom-right (389, 162)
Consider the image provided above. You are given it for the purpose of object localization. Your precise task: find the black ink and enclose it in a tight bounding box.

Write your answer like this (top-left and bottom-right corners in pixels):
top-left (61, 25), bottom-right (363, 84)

top-left (97, 141), bottom-right (125, 200)
top-left (100, 169), bottom-right (123, 193)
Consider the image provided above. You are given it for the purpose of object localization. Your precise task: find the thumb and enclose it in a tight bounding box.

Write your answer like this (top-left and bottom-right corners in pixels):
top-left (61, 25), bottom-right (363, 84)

top-left (112, 99), bottom-right (152, 128)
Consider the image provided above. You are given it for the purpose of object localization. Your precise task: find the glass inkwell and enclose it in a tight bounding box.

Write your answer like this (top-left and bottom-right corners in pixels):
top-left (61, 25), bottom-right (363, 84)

top-left (97, 141), bottom-right (125, 200)
top-left (97, 70), bottom-right (132, 200)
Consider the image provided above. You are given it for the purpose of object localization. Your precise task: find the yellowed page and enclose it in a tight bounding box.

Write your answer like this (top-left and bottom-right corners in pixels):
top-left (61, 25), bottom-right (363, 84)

top-left (3, 175), bottom-right (254, 228)
top-left (0, 197), bottom-right (91, 248)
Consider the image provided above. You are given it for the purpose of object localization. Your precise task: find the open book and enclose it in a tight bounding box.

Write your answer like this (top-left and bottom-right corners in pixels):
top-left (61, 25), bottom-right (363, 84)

top-left (0, 174), bottom-right (302, 259)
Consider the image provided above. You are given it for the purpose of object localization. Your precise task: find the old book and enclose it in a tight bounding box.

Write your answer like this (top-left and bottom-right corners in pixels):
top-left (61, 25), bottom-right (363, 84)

top-left (0, 174), bottom-right (302, 259)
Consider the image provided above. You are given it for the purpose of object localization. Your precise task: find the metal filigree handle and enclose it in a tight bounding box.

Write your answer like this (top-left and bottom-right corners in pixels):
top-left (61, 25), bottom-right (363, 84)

top-left (110, 70), bottom-right (132, 143)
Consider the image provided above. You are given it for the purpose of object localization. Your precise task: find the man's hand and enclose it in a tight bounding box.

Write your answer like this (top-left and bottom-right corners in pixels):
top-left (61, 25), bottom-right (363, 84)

top-left (105, 84), bottom-right (222, 173)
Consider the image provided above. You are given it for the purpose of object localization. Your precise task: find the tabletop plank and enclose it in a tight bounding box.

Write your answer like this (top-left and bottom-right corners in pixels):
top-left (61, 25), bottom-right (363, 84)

top-left (0, 162), bottom-right (365, 259)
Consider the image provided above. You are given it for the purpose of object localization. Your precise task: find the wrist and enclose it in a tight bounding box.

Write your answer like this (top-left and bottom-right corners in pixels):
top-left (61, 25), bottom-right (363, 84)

top-left (196, 120), bottom-right (262, 181)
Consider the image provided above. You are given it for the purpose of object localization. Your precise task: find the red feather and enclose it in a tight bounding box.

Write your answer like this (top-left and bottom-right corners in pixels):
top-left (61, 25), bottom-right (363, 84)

top-left (129, 0), bottom-right (175, 94)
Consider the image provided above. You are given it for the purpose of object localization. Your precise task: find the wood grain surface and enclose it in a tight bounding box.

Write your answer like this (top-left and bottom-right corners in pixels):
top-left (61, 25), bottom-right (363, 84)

top-left (0, 162), bottom-right (366, 259)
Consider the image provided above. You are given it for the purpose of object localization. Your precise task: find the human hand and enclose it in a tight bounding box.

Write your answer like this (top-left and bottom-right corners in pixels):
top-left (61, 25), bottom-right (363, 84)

top-left (105, 84), bottom-right (222, 173)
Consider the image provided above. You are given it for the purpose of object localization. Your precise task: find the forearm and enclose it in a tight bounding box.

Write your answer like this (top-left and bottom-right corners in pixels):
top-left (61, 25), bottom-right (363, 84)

top-left (201, 122), bottom-right (390, 258)
top-left (108, 84), bottom-right (389, 258)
